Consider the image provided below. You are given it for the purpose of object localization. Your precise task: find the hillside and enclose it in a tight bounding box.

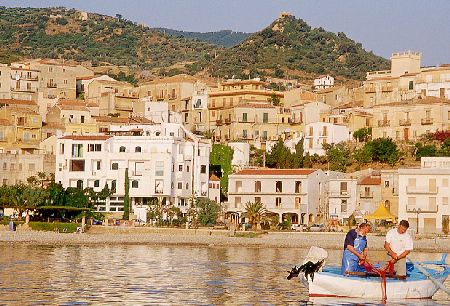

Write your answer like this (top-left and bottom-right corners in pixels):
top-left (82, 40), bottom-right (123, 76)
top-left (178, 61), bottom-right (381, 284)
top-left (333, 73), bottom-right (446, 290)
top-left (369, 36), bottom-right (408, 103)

top-left (154, 28), bottom-right (250, 47)
top-left (0, 7), bottom-right (220, 74)
top-left (208, 13), bottom-right (390, 80)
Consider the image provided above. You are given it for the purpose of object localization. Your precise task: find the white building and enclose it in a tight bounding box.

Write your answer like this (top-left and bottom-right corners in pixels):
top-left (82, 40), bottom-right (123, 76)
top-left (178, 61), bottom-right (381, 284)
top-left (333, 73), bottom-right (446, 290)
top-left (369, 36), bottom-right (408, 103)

top-left (398, 157), bottom-right (450, 234)
top-left (55, 123), bottom-right (211, 220)
top-left (304, 122), bottom-right (350, 156)
top-left (228, 142), bottom-right (250, 167)
top-left (328, 177), bottom-right (358, 223)
top-left (227, 168), bottom-right (328, 226)
top-left (314, 75), bottom-right (334, 91)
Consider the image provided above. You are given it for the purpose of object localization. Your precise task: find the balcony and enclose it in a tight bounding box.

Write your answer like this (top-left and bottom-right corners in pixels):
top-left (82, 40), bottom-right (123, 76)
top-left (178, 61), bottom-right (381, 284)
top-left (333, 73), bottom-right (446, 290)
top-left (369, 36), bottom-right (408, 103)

top-left (224, 135), bottom-right (230, 141)
top-left (406, 205), bottom-right (438, 213)
top-left (224, 118), bottom-right (232, 125)
top-left (406, 186), bottom-right (438, 194)
top-left (329, 191), bottom-right (350, 198)
top-left (378, 120), bottom-right (390, 127)
top-left (365, 86), bottom-right (376, 93)
top-left (290, 120), bottom-right (303, 125)
top-left (399, 119), bottom-right (411, 126)
top-left (360, 192), bottom-right (373, 199)
top-left (47, 82), bottom-right (57, 88)
top-left (421, 118), bottom-right (433, 125)
top-left (381, 85), bottom-right (393, 92)
top-left (214, 136), bottom-right (221, 142)
top-left (216, 119), bottom-right (223, 126)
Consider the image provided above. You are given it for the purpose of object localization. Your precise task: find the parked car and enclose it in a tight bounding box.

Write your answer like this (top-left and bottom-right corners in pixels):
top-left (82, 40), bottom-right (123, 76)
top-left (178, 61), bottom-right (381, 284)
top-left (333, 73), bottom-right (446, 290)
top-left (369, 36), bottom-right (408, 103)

top-left (307, 224), bottom-right (325, 232)
top-left (291, 224), bottom-right (306, 231)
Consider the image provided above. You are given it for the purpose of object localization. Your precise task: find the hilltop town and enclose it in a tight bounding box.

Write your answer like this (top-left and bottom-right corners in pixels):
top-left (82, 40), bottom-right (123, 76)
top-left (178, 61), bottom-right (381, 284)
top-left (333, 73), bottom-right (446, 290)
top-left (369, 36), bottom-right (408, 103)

top-left (0, 48), bottom-right (449, 235)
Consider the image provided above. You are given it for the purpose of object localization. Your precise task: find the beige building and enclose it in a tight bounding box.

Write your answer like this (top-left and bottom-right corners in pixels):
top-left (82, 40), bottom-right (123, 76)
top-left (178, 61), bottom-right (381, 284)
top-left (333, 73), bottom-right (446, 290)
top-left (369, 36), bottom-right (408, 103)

top-left (398, 157), bottom-right (450, 234)
top-left (415, 66), bottom-right (450, 100)
top-left (0, 153), bottom-right (55, 186)
top-left (9, 65), bottom-right (40, 101)
top-left (357, 175), bottom-right (382, 215)
top-left (372, 97), bottom-right (450, 141)
top-left (380, 170), bottom-right (399, 218)
top-left (0, 64), bottom-right (11, 99)
top-left (46, 100), bottom-right (97, 135)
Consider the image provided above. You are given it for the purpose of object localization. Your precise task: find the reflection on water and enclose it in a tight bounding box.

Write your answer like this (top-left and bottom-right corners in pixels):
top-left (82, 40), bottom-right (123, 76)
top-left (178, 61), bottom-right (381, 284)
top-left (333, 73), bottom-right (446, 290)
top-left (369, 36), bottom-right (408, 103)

top-left (0, 245), bottom-right (449, 305)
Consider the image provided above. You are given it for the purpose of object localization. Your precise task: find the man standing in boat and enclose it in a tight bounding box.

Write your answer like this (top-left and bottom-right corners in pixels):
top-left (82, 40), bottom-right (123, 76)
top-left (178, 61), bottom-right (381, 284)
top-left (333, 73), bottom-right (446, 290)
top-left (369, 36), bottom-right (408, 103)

top-left (342, 223), bottom-right (372, 275)
top-left (384, 220), bottom-right (413, 279)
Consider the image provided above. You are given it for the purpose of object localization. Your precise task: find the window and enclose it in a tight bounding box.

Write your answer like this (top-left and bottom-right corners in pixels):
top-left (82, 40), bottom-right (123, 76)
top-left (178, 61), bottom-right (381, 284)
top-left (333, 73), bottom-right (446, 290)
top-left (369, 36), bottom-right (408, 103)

top-left (135, 146), bottom-right (142, 152)
top-left (94, 180), bottom-right (100, 187)
top-left (200, 165), bottom-right (207, 174)
top-left (340, 182), bottom-right (348, 194)
top-left (81, 115), bottom-right (85, 124)
top-left (178, 182), bottom-right (182, 189)
top-left (341, 199), bottom-right (348, 213)
top-left (178, 165), bottom-right (183, 172)
top-left (186, 165), bottom-right (190, 172)
top-left (276, 181), bottom-right (282, 192)
top-left (111, 180), bottom-right (116, 192)
top-left (242, 113), bottom-right (248, 122)
top-left (10, 164), bottom-right (15, 170)
top-left (132, 180), bottom-right (139, 188)
top-left (243, 130), bottom-right (247, 138)
top-left (96, 160), bottom-right (101, 170)
top-left (235, 197), bottom-right (241, 208)
top-left (71, 144), bottom-right (83, 158)
top-left (155, 161), bottom-right (164, 176)
top-left (263, 113), bottom-right (269, 123)
top-left (443, 179), bottom-right (449, 187)
top-left (295, 181), bottom-right (302, 193)
top-left (295, 197), bottom-right (301, 209)
top-left (384, 180), bottom-right (390, 188)
top-left (276, 197), bottom-right (282, 208)
top-left (409, 81), bottom-right (414, 90)
top-left (76, 180), bottom-right (83, 189)
top-left (111, 163), bottom-right (119, 170)
top-left (255, 181), bottom-right (261, 192)
top-left (88, 144), bottom-right (102, 152)
top-left (134, 162), bottom-right (144, 176)
top-left (186, 183), bottom-right (189, 190)
top-left (255, 197), bottom-right (261, 203)
top-left (119, 146), bottom-right (126, 152)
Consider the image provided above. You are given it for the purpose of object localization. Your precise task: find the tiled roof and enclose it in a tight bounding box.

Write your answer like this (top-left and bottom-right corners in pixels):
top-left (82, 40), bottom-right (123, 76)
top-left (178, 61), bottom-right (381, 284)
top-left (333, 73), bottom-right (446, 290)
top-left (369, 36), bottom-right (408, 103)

top-left (234, 169), bottom-right (317, 176)
top-left (93, 116), bottom-right (153, 124)
top-left (0, 99), bottom-right (36, 105)
top-left (234, 102), bottom-right (275, 109)
top-left (209, 174), bottom-right (220, 181)
top-left (359, 176), bottom-right (381, 185)
top-left (58, 105), bottom-right (89, 111)
top-left (60, 135), bottom-right (112, 140)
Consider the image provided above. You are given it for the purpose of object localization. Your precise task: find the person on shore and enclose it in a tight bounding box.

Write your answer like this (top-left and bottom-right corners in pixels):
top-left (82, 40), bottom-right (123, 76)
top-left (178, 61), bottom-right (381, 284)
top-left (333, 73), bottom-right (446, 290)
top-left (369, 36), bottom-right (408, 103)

top-left (342, 223), bottom-right (372, 275)
top-left (384, 220), bottom-right (413, 279)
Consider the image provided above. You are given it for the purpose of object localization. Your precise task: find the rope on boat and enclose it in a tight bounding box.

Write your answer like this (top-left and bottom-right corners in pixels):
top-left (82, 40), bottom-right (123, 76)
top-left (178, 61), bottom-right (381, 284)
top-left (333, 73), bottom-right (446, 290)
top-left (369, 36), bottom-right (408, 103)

top-left (407, 258), bottom-right (450, 297)
top-left (361, 260), bottom-right (394, 302)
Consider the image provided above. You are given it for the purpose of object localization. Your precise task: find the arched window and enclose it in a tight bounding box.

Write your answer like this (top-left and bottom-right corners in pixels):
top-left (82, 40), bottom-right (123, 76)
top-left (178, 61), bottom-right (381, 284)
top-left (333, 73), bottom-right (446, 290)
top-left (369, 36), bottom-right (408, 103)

top-left (132, 180), bottom-right (139, 188)
top-left (111, 163), bottom-right (118, 170)
top-left (135, 146), bottom-right (142, 152)
top-left (119, 146), bottom-right (126, 152)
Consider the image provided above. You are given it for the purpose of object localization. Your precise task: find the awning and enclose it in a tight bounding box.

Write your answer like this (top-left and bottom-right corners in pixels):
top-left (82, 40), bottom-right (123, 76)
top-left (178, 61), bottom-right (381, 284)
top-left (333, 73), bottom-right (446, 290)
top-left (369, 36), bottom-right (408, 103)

top-left (364, 203), bottom-right (395, 221)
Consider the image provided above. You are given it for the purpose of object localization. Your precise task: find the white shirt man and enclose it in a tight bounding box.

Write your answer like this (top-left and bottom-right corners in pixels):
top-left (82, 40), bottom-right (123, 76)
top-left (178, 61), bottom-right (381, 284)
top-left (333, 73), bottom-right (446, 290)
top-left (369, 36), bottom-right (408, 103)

top-left (384, 220), bottom-right (413, 279)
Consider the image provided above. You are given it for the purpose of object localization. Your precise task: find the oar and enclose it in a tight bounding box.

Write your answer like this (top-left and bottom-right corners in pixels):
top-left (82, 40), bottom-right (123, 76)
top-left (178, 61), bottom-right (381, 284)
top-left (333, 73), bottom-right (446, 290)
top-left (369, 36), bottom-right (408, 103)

top-left (407, 258), bottom-right (450, 296)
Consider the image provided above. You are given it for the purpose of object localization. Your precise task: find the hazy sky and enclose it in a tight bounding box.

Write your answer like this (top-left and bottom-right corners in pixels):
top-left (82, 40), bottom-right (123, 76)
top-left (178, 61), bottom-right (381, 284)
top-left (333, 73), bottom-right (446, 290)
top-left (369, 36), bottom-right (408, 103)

top-left (2, 0), bottom-right (449, 66)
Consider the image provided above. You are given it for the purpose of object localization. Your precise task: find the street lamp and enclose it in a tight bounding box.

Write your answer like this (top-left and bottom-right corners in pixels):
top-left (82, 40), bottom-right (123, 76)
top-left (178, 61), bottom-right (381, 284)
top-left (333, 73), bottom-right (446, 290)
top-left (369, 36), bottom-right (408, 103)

top-left (412, 208), bottom-right (422, 234)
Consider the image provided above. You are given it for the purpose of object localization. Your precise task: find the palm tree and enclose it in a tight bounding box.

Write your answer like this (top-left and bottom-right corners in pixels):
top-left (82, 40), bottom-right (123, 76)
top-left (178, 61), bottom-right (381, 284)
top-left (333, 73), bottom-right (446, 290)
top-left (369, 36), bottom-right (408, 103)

top-left (244, 202), bottom-right (266, 230)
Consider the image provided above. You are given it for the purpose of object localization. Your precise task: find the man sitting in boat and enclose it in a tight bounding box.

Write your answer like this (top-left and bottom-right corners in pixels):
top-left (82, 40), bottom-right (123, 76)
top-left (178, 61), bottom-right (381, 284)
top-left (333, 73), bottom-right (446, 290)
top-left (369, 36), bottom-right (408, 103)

top-left (384, 220), bottom-right (413, 279)
top-left (342, 223), bottom-right (371, 275)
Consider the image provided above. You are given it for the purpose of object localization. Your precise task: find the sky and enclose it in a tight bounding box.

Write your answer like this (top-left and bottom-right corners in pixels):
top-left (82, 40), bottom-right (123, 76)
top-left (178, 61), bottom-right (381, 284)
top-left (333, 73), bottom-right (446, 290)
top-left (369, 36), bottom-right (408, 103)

top-left (2, 0), bottom-right (450, 66)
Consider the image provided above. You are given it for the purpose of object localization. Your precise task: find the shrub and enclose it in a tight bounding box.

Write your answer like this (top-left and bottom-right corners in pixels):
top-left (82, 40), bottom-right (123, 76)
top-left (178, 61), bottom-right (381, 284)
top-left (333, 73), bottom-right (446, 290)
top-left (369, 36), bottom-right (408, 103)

top-left (29, 221), bottom-right (80, 233)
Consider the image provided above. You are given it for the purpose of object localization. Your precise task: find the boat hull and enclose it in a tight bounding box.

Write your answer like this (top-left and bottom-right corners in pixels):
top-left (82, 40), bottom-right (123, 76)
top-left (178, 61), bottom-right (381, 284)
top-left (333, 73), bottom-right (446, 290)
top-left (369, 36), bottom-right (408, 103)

top-left (303, 273), bottom-right (447, 299)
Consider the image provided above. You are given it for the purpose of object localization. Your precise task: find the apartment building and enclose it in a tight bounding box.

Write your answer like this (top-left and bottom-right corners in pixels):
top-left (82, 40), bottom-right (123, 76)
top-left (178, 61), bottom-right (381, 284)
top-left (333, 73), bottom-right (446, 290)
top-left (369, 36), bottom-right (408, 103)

top-left (46, 100), bottom-right (97, 135)
top-left (372, 97), bottom-right (450, 141)
top-left (8, 65), bottom-right (40, 101)
top-left (328, 177), bottom-right (358, 223)
top-left (55, 123), bottom-right (211, 218)
top-left (415, 66), bottom-right (450, 100)
top-left (313, 75), bottom-right (334, 91)
top-left (357, 175), bottom-right (382, 215)
top-left (227, 168), bottom-right (327, 226)
top-left (0, 153), bottom-right (55, 186)
top-left (303, 122), bottom-right (350, 156)
top-left (380, 170), bottom-right (399, 217)
top-left (398, 157), bottom-right (450, 234)
top-left (208, 174), bottom-right (220, 203)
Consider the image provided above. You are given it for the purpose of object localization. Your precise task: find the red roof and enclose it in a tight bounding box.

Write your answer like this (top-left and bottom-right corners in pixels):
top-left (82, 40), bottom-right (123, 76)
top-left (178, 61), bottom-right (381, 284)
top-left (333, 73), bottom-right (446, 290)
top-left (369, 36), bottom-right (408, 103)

top-left (209, 174), bottom-right (220, 181)
top-left (60, 135), bottom-right (112, 140)
top-left (359, 176), bottom-right (381, 185)
top-left (234, 169), bottom-right (317, 176)
top-left (0, 99), bottom-right (36, 105)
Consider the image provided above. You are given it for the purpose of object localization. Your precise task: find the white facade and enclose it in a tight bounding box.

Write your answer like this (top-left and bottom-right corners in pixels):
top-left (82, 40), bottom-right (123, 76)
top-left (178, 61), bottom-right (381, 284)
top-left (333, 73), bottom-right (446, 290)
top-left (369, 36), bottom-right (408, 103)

top-left (304, 122), bottom-right (350, 156)
top-left (55, 123), bottom-right (211, 217)
top-left (314, 75), bottom-right (334, 90)
top-left (398, 157), bottom-right (450, 234)
top-left (328, 178), bottom-right (358, 223)
top-left (228, 142), bottom-right (250, 166)
top-left (142, 98), bottom-right (181, 124)
top-left (227, 169), bottom-right (328, 225)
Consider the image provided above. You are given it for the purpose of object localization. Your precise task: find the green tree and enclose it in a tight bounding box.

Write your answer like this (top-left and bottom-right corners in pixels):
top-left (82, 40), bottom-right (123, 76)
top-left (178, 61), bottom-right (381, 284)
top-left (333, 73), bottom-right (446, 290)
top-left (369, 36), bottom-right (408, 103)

top-left (210, 144), bottom-right (234, 196)
top-left (323, 142), bottom-right (351, 172)
top-left (123, 168), bottom-right (130, 220)
top-left (353, 127), bottom-right (372, 142)
top-left (266, 139), bottom-right (293, 168)
top-left (292, 137), bottom-right (305, 168)
top-left (196, 198), bottom-right (220, 226)
top-left (250, 145), bottom-right (265, 167)
top-left (271, 92), bottom-right (281, 106)
top-left (438, 138), bottom-right (450, 157)
top-left (244, 202), bottom-right (266, 230)
top-left (370, 138), bottom-right (402, 165)
top-left (415, 142), bottom-right (437, 160)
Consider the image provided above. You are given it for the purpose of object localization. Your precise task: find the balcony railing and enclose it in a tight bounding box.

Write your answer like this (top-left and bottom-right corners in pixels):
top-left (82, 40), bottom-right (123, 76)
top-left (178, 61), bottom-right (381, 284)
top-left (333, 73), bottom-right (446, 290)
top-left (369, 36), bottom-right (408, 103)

top-left (378, 120), bottom-right (390, 127)
top-left (47, 83), bottom-right (57, 88)
top-left (216, 119), bottom-right (223, 126)
top-left (365, 86), bottom-right (376, 93)
top-left (224, 118), bottom-right (231, 124)
top-left (406, 205), bottom-right (438, 213)
top-left (329, 191), bottom-right (350, 197)
top-left (290, 120), bottom-right (303, 125)
top-left (360, 192), bottom-right (373, 198)
top-left (421, 118), bottom-right (433, 125)
top-left (406, 186), bottom-right (438, 194)
top-left (399, 119), bottom-right (411, 126)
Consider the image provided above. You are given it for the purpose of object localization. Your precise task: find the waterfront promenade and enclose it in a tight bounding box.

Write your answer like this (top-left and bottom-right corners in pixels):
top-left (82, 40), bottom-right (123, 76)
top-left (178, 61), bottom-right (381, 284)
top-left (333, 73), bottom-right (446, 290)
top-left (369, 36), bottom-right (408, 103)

top-left (1, 226), bottom-right (449, 252)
